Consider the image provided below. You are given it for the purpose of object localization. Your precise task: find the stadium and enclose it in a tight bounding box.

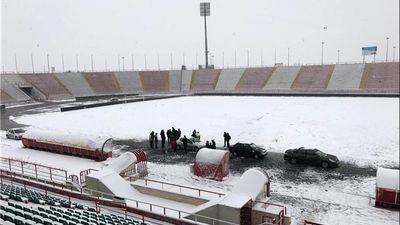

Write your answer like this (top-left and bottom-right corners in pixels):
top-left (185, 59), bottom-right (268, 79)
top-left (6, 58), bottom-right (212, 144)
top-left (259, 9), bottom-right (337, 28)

top-left (1, 1), bottom-right (399, 225)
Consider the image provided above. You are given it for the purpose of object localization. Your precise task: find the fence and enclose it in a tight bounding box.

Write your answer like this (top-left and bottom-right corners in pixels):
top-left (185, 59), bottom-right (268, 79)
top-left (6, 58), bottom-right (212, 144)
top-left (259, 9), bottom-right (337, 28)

top-left (0, 157), bottom-right (68, 184)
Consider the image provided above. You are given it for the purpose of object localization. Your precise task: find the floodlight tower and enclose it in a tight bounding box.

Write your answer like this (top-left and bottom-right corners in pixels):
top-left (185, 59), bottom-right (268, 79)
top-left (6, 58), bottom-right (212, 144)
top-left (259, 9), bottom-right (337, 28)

top-left (200, 2), bottom-right (210, 69)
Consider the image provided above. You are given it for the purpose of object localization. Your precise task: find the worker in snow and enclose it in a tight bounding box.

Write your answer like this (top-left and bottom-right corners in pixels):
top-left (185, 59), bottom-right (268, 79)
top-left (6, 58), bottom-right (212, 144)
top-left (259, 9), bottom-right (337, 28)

top-left (211, 140), bottom-right (216, 149)
top-left (160, 129), bottom-right (166, 148)
top-left (182, 135), bottom-right (188, 153)
top-left (170, 133), bottom-right (177, 153)
top-left (206, 140), bottom-right (210, 148)
top-left (195, 131), bottom-right (200, 141)
top-left (149, 131), bottom-right (154, 149)
top-left (192, 129), bottom-right (196, 138)
top-left (223, 132), bottom-right (227, 147)
top-left (167, 129), bottom-right (172, 143)
top-left (154, 133), bottom-right (158, 149)
top-left (226, 133), bottom-right (231, 148)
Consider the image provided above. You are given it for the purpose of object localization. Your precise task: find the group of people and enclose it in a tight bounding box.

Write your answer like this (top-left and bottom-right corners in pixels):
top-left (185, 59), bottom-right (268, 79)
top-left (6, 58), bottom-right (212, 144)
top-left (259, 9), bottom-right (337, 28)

top-left (148, 129), bottom-right (230, 153)
top-left (205, 140), bottom-right (216, 149)
top-left (191, 129), bottom-right (201, 141)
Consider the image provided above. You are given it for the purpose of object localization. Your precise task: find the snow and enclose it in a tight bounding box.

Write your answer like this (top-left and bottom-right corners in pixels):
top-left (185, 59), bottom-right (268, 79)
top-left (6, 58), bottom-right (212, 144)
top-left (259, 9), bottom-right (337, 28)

top-left (376, 167), bottom-right (400, 190)
top-left (231, 168), bottom-right (268, 200)
top-left (23, 129), bottom-right (112, 152)
top-left (105, 152), bottom-right (137, 174)
top-left (195, 148), bottom-right (228, 164)
top-left (2, 96), bottom-right (400, 225)
top-left (13, 96), bottom-right (399, 167)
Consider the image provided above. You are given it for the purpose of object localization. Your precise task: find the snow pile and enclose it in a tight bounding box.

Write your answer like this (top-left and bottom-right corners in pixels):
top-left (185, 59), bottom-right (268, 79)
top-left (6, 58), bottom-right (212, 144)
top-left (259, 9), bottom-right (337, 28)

top-left (376, 167), bottom-right (399, 190)
top-left (231, 168), bottom-right (268, 200)
top-left (195, 148), bottom-right (228, 164)
top-left (23, 129), bottom-right (112, 152)
top-left (105, 152), bottom-right (137, 174)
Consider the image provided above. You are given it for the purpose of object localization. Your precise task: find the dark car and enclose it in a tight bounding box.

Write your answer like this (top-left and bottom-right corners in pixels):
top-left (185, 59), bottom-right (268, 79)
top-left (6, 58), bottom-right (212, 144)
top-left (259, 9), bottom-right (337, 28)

top-left (284, 147), bottom-right (339, 168)
top-left (229, 142), bottom-right (267, 159)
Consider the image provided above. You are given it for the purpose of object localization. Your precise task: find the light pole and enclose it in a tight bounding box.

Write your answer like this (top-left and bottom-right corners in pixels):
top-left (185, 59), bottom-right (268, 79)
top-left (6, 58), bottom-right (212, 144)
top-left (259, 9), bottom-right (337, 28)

top-left (247, 50), bottom-right (249, 67)
top-left (393, 46), bottom-right (396, 62)
top-left (91, 54), bottom-right (94, 72)
top-left (287, 48), bottom-right (290, 66)
top-left (76, 54), bottom-right (79, 72)
top-left (131, 54), bottom-right (134, 71)
top-left (62, 54), bottom-right (65, 72)
top-left (386, 37), bottom-right (389, 62)
top-left (200, 2), bottom-right (210, 69)
top-left (337, 50), bottom-right (340, 64)
top-left (321, 42), bottom-right (325, 65)
top-left (31, 53), bottom-right (35, 73)
top-left (122, 56), bottom-right (125, 71)
top-left (14, 53), bottom-right (18, 73)
top-left (46, 54), bottom-right (50, 73)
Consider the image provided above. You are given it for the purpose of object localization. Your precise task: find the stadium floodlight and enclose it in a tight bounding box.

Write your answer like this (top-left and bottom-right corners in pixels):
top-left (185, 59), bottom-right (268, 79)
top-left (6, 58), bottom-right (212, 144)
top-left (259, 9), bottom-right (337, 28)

top-left (200, 2), bottom-right (210, 69)
top-left (321, 42), bottom-right (325, 65)
top-left (386, 37), bottom-right (389, 62)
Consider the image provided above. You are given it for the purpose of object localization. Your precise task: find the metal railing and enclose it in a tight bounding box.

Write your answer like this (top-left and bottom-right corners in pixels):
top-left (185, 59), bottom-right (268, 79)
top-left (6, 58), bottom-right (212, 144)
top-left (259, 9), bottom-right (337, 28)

top-left (132, 177), bottom-right (226, 198)
top-left (0, 168), bottom-right (239, 225)
top-left (0, 157), bottom-right (68, 184)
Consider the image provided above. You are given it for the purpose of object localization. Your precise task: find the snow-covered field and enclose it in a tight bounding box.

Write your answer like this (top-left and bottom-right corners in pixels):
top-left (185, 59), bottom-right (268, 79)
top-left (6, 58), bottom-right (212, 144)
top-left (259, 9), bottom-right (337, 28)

top-left (13, 96), bottom-right (399, 167)
top-left (1, 96), bottom-right (399, 224)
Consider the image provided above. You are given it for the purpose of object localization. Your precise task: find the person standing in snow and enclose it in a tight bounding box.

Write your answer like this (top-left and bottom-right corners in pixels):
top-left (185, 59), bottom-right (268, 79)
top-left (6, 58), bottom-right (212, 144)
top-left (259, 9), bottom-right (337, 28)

top-left (211, 140), bottom-right (216, 149)
top-left (182, 135), bottom-right (188, 153)
top-left (223, 132), bottom-right (227, 147)
top-left (160, 129), bottom-right (166, 148)
top-left (149, 131), bottom-right (154, 149)
top-left (206, 140), bottom-right (210, 148)
top-left (167, 129), bottom-right (172, 143)
top-left (154, 133), bottom-right (158, 149)
top-left (170, 133), bottom-right (177, 153)
top-left (226, 133), bottom-right (231, 148)
top-left (192, 129), bottom-right (196, 138)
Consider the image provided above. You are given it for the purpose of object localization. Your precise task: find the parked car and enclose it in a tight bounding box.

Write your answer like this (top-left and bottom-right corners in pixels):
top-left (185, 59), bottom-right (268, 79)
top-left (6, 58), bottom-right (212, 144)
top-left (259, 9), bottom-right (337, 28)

top-left (229, 142), bottom-right (267, 159)
top-left (284, 147), bottom-right (339, 168)
top-left (6, 128), bottom-right (26, 140)
top-left (176, 137), bottom-right (205, 152)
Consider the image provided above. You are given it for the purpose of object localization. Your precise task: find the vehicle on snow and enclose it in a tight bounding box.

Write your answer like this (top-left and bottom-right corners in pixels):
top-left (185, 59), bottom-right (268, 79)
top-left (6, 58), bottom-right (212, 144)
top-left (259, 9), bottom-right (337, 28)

top-left (176, 137), bottom-right (205, 152)
top-left (229, 142), bottom-right (267, 159)
top-left (283, 147), bottom-right (339, 168)
top-left (6, 128), bottom-right (26, 140)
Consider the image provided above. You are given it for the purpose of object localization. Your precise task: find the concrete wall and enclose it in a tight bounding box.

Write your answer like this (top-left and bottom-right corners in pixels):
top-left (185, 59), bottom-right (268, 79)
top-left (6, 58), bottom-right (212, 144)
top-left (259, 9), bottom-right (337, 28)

top-left (1, 74), bottom-right (31, 101)
top-left (215, 68), bottom-right (245, 91)
top-left (169, 70), bottom-right (182, 92)
top-left (181, 70), bottom-right (193, 92)
top-left (263, 66), bottom-right (301, 90)
top-left (54, 72), bottom-right (94, 97)
top-left (114, 71), bottom-right (143, 93)
top-left (327, 64), bottom-right (364, 90)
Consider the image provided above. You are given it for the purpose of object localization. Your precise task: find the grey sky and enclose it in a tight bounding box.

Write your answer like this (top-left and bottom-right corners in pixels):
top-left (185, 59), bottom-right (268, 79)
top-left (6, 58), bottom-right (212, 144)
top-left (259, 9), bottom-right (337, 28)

top-left (1, 0), bottom-right (399, 72)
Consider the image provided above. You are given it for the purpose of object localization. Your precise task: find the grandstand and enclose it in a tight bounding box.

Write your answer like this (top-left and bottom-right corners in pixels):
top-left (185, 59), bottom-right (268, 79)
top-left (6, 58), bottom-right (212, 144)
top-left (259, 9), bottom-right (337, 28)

top-left (0, 183), bottom-right (151, 225)
top-left (0, 62), bottom-right (399, 105)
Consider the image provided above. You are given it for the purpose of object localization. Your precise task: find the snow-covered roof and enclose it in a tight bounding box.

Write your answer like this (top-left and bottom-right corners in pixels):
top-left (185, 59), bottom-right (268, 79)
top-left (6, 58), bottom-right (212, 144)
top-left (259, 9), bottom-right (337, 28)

top-left (87, 169), bottom-right (138, 199)
top-left (215, 168), bottom-right (269, 209)
top-left (231, 168), bottom-right (268, 200)
top-left (195, 148), bottom-right (229, 164)
top-left (376, 167), bottom-right (399, 190)
top-left (23, 129), bottom-right (112, 152)
top-left (106, 152), bottom-right (137, 174)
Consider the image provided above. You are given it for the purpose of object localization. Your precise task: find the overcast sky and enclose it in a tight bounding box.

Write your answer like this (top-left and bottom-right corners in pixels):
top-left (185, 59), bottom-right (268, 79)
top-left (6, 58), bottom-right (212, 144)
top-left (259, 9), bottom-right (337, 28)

top-left (1, 0), bottom-right (399, 72)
